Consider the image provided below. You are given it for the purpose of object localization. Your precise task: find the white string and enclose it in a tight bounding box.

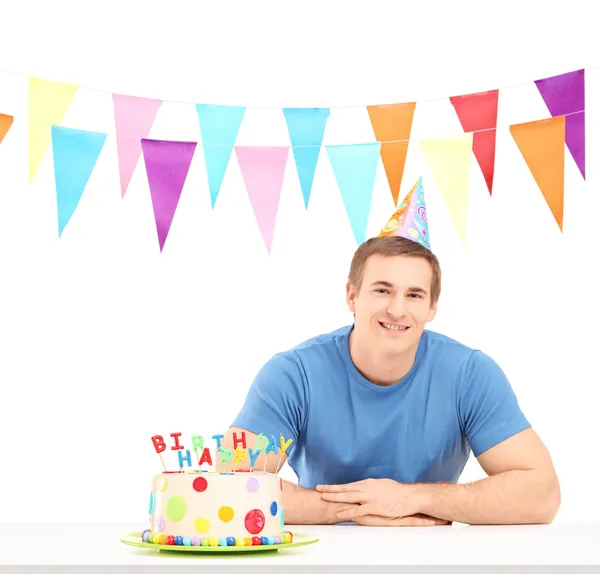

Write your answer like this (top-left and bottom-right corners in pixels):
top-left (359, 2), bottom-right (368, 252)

top-left (2, 109), bottom-right (585, 147)
top-left (0, 63), bottom-right (596, 109)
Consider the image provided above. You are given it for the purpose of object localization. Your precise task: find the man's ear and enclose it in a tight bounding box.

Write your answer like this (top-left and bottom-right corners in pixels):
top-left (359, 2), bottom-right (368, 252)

top-left (346, 281), bottom-right (357, 314)
top-left (426, 299), bottom-right (438, 323)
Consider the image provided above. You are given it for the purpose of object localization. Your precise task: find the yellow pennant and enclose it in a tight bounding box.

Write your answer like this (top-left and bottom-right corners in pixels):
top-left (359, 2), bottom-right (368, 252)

top-left (419, 133), bottom-right (473, 245)
top-left (28, 77), bottom-right (79, 182)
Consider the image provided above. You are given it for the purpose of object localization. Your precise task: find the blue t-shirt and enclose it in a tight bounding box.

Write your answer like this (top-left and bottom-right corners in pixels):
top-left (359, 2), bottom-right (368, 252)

top-left (232, 325), bottom-right (530, 488)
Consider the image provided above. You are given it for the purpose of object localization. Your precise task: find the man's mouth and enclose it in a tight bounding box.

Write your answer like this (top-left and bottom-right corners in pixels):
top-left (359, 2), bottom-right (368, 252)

top-left (379, 322), bottom-right (409, 332)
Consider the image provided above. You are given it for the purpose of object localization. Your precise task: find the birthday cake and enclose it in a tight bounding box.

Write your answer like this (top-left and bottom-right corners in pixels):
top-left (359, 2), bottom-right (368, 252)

top-left (141, 431), bottom-right (294, 548)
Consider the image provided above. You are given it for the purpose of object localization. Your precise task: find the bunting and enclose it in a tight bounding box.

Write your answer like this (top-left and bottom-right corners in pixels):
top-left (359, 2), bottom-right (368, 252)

top-left (141, 139), bottom-right (197, 252)
top-left (29, 77), bottom-right (78, 182)
top-left (51, 126), bottom-right (107, 237)
top-left (326, 142), bottom-right (381, 246)
top-left (235, 146), bottom-right (289, 254)
top-left (196, 104), bottom-right (246, 208)
top-left (0, 65), bottom-right (593, 253)
top-left (510, 116), bottom-right (565, 231)
top-left (419, 134), bottom-right (473, 244)
top-left (283, 107), bottom-right (330, 208)
top-left (367, 103), bottom-right (416, 205)
top-left (450, 89), bottom-right (499, 195)
top-left (535, 69), bottom-right (585, 179)
top-left (112, 94), bottom-right (162, 198)
top-left (0, 113), bottom-right (13, 144)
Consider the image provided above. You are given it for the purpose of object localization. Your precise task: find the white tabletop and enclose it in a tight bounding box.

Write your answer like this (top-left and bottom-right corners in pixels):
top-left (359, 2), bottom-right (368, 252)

top-left (1, 522), bottom-right (598, 566)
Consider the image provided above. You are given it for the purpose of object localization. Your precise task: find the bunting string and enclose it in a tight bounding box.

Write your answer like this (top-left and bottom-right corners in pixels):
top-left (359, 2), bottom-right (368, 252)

top-left (0, 64), bottom-right (598, 108)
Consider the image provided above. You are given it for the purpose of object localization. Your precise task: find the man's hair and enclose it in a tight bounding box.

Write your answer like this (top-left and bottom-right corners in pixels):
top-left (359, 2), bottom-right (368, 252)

top-left (348, 236), bottom-right (442, 304)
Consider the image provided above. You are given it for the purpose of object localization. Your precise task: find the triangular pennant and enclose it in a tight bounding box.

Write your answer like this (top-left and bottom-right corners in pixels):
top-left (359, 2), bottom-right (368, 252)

top-left (419, 134), bottom-right (473, 244)
top-left (29, 77), bottom-right (79, 182)
top-left (196, 104), bottom-right (246, 208)
top-left (367, 103), bottom-right (416, 205)
top-left (282, 107), bottom-right (330, 208)
top-left (450, 89), bottom-right (499, 195)
top-left (141, 139), bottom-right (197, 252)
top-left (0, 114), bottom-right (14, 145)
top-left (112, 94), bottom-right (162, 198)
top-left (510, 116), bottom-right (565, 231)
top-left (326, 142), bottom-right (381, 246)
top-left (535, 69), bottom-right (585, 179)
top-left (51, 126), bottom-right (107, 237)
top-left (234, 146), bottom-right (289, 254)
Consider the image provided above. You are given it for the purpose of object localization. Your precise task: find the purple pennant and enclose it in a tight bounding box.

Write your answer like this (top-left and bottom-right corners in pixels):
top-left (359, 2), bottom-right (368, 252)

top-left (141, 139), bottom-right (197, 251)
top-left (535, 69), bottom-right (585, 179)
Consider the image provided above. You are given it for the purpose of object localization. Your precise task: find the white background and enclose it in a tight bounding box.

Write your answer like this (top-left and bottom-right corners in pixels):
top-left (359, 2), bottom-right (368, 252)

top-left (0, 0), bottom-right (598, 523)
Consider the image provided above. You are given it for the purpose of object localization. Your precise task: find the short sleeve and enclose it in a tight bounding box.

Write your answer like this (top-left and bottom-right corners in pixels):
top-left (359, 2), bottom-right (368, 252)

top-left (458, 350), bottom-right (531, 457)
top-left (231, 352), bottom-right (308, 448)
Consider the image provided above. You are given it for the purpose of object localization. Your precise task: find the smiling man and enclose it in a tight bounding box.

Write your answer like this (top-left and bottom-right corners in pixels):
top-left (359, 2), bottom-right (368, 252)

top-left (221, 179), bottom-right (560, 527)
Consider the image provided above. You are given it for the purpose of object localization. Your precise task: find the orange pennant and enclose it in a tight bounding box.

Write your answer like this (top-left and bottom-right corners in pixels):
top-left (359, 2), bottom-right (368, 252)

top-left (510, 116), bottom-right (565, 231)
top-left (367, 103), bottom-right (416, 205)
top-left (0, 114), bottom-right (13, 145)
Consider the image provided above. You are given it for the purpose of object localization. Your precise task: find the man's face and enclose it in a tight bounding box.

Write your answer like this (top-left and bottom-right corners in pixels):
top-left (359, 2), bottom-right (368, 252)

top-left (346, 254), bottom-right (437, 354)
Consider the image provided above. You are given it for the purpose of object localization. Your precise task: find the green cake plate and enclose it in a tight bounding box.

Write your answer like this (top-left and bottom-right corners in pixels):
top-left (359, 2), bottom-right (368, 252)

top-left (120, 531), bottom-right (319, 554)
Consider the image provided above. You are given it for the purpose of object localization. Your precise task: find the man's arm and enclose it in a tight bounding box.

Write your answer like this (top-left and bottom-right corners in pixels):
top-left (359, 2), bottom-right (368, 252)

top-left (320, 428), bottom-right (560, 525)
top-left (417, 427), bottom-right (560, 524)
top-left (219, 427), bottom-right (356, 524)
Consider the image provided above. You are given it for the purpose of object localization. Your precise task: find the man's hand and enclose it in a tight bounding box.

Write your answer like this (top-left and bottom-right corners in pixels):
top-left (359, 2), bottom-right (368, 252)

top-left (354, 514), bottom-right (451, 527)
top-left (317, 478), bottom-right (427, 522)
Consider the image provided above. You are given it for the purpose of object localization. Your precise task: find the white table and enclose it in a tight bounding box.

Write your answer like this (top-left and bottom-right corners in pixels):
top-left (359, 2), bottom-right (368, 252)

top-left (0, 522), bottom-right (598, 568)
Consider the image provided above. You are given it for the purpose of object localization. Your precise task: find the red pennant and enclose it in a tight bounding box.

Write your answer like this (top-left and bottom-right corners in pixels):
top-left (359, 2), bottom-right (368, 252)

top-left (450, 90), bottom-right (499, 196)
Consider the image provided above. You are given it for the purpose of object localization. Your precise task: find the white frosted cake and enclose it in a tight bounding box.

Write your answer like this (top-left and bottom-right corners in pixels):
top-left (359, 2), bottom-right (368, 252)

top-left (142, 470), bottom-right (293, 547)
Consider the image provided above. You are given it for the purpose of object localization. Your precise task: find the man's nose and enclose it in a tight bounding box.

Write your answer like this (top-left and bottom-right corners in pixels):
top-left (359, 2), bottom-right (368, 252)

top-left (386, 295), bottom-right (407, 319)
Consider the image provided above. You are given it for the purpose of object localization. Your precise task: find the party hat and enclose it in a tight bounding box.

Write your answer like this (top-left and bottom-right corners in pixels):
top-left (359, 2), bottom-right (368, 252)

top-left (378, 176), bottom-right (431, 250)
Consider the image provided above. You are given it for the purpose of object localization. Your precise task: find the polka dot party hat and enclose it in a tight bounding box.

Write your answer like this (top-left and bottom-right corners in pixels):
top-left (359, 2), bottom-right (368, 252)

top-left (378, 176), bottom-right (431, 250)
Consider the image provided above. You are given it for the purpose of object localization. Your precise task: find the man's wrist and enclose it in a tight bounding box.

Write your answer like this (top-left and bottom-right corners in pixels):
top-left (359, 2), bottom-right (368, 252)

top-left (408, 482), bottom-right (439, 516)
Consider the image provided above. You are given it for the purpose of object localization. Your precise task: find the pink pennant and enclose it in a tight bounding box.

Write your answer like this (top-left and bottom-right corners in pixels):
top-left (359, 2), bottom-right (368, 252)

top-left (235, 146), bottom-right (289, 254)
top-left (113, 94), bottom-right (162, 198)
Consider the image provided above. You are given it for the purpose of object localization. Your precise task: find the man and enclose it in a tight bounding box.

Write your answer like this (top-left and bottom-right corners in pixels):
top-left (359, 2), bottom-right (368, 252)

top-left (220, 181), bottom-right (560, 527)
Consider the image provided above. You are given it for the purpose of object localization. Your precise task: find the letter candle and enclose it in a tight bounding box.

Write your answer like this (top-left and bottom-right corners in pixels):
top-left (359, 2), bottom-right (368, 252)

top-left (150, 431), bottom-right (293, 474)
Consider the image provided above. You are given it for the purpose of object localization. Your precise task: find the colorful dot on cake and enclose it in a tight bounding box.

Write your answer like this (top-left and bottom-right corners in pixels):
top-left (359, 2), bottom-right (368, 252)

top-left (166, 536), bottom-right (175, 545)
top-left (175, 536), bottom-right (183, 545)
top-left (270, 501), bottom-right (278, 516)
top-left (201, 538), bottom-right (209, 547)
top-left (244, 509), bottom-right (265, 535)
top-left (166, 496), bottom-right (187, 521)
top-left (209, 537), bottom-right (219, 547)
top-left (260, 536), bottom-right (269, 545)
top-left (246, 477), bottom-right (259, 493)
top-left (218, 506), bottom-right (234, 522)
top-left (194, 517), bottom-right (210, 534)
top-left (280, 505), bottom-right (285, 527)
top-left (183, 537), bottom-right (192, 546)
top-left (157, 477), bottom-right (167, 492)
top-left (219, 537), bottom-right (228, 547)
top-left (193, 476), bottom-right (208, 492)
top-left (251, 536), bottom-right (261, 546)
top-left (157, 516), bottom-right (165, 532)
top-left (235, 538), bottom-right (245, 546)
top-left (226, 536), bottom-right (235, 546)
top-left (149, 493), bottom-right (155, 515)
